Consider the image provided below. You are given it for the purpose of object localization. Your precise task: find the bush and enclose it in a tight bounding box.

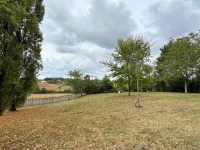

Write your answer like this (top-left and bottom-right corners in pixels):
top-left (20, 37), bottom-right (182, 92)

top-left (108, 89), bottom-right (118, 93)
top-left (39, 88), bottom-right (56, 93)
top-left (40, 88), bottom-right (47, 93)
top-left (57, 89), bottom-right (72, 93)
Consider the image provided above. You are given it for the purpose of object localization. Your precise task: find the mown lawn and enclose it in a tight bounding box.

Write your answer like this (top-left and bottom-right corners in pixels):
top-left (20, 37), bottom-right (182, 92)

top-left (0, 92), bottom-right (200, 150)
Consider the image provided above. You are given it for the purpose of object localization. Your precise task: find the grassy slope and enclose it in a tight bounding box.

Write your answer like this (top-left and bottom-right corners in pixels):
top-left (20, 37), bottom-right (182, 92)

top-left (0, 92), bottom-right (200, 149)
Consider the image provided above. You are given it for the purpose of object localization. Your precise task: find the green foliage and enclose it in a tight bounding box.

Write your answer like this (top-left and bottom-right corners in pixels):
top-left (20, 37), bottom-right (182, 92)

top-left (101, 35), bottom-right (152, 95)
top-left (62, 89), bottom-right (72, 93)
top-left (0, 0), bottom-right (44, 114)
top-left (66, 70), bottom-right (83, 94)
top-left (66, 70), bottom-right (116, 94)
top-left (37, 88), bottom-right (57, 94)
top-left (85, 77), bottom-right (103, 94)
top-left (30, 81), bottom-right (40, 94)
top-left (40, 88), bottom-right (47, 93)
top-left (101, 75), bottom-right (114, 92)
top-left (156, 31), bottom-right (200, 93)
top-left (44, 77), bottom-right (65, 84)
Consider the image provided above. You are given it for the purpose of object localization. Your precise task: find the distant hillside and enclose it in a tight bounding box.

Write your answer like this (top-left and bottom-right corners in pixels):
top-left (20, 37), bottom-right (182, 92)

top-left (38, 83), bottom-right (60, 91)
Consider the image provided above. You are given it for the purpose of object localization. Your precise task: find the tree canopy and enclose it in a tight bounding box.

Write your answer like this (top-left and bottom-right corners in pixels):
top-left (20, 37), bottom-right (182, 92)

top-left (0, 0), bottom-right (44, 115)
top-left (156, 32), bottom-right (200, 93)
top-left (101, 35), bottom-right (152, 95)
top-left (66, 70), bottom-right (115, 94)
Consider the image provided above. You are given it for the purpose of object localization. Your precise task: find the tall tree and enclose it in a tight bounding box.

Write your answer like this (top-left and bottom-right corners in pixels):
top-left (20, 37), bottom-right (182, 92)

top-left (66, 70), bottom-right (84, 94)
top-left (101, 35), bottom-right (152, 96)
top-left (157, 32), bottom-right (200, 93)
top-left (155, 42), bottom-right (172, 92)
top-left (82, 74), bottom-right (91, 94)
top-left (101, 75), bottom-right (114, 93)
top-left (0, 0), bottom-right (44, 115)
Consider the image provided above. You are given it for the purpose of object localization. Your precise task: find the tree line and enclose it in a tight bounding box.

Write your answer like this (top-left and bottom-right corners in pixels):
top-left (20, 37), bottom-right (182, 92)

top-left (102, 32), bottom-right (200, 94)
top-left (66, 70), bottom-right (116, 94)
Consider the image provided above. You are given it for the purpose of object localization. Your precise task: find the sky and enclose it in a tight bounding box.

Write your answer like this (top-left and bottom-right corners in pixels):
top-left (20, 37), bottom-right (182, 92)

top-left (39, 0), bottom-right (200, 79)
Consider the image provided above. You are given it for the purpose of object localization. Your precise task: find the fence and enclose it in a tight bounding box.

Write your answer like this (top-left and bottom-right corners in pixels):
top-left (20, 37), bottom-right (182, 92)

top-left (25, 94), bottom-right (82, 106)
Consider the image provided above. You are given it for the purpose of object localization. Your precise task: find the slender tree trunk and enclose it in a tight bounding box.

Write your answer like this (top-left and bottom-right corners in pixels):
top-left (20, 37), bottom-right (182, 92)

top-left (137, 78), bottom-right (139, 93)
top-left (185, 80), bottom-right (188, 94)
top-left (128, 76), bottom-right (131, 96)
top-left (134, 78), bottom-right (141, 108)
top-left (134, 90), bottom-right (141, 108)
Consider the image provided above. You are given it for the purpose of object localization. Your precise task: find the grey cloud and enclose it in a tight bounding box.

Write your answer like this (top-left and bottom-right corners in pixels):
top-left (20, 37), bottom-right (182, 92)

top-left (41, 0), bottom-right (137, 49)
top-left (77, 0), bottom-right (136, 48)
top-left (190, 0), bottom-right (200, 7)
top-left (146, 0), bottom-right (200, 39)
top-left (56, 45), bottom-right (80, 54)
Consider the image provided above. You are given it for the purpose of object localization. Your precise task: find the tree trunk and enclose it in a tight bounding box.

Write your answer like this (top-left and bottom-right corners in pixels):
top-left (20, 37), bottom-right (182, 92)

top-left (0, 43), bottom-right (8, 116)
top-left (10, 98), bottom-right (17, 111)
top-left (10, 103), bottom-right (17, 111)
top-left (128, 76), bottom-right (131, 96)
top-left (134, 78), bottom-right (141, 108)
top-left (137, 78), bottom-right (139, 93)
top-left (0, 110), bottom-right (3, 116)
top-left (134, 90), bottom-right (141, 108)
top-left (185, 80), bottom-right (188, 94)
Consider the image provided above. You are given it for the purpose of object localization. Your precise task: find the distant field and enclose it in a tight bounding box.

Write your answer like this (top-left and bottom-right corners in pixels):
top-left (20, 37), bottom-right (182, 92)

top-left (28, 94), bottom-right (71, 99)
top-left (38, 83), bottom-right (72, 92)
top-left (38, 83), bottom-right (59, 91)
top-left (1, 92), bottom-right (200, 149)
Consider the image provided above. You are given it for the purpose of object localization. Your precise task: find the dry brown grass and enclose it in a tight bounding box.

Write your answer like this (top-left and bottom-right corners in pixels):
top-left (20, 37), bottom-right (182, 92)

top-left (38, 83), bottom-right (59, 91)
top-left (28, 94), bottom-right (71, 99)
top-left (0, 92), bottom-right (200, 149)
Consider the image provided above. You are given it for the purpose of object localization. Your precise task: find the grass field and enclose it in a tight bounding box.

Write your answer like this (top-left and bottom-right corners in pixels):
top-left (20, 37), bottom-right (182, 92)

top-left (0, 92), bottom-right (200, 149)
top-left (38, 83), bottom-right (60, 91)
top-left (28, 94), bottom-right (71, 99)
top-left (38, 83), bottom-right (72, 92)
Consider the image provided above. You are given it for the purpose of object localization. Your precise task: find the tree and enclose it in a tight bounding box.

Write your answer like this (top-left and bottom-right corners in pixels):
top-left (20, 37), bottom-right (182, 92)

top-left (82, 74), bottom-right (91, 94)
top-left (157, 32), bottom-right (200, 93)
top-left (155, 43), bottom-right (172, 92)
top-left (101, 75), bottom-right (114, 93)
top-left (0, 0), bottom-right (44, 115)
top-left (91, 78), bottom-right (103, 94)
top-left (30, 78), bottom-right (40, 94)
top-left (101, 35), bottom-right (152, 96)
top-left (136, 64), bottom-right (155, 92)
top-left (66, 70), bottom-right (84, 94)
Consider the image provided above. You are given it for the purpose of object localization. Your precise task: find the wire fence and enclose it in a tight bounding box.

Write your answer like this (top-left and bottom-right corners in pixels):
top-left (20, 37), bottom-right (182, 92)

top-left (25, 94), bottom-right (82, 106)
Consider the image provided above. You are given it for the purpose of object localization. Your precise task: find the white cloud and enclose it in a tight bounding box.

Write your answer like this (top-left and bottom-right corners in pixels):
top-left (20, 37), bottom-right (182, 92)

top-left (41, 0), bottom-right (136, 48)
top-left (39, 0), bottom-right (200, 78)
top-left (40, 0), bottom-right (138, 78)
top-left (145, 0), bottom-right (200, 39)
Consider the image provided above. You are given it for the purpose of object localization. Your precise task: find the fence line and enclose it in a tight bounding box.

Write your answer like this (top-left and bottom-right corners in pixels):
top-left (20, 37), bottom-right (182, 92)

top-left (25, 94), bottom-right (82, 106)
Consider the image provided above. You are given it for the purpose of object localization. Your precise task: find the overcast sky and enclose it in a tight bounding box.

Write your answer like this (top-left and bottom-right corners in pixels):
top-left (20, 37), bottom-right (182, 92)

top-left (39, 0), bottom-right (200, 79)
